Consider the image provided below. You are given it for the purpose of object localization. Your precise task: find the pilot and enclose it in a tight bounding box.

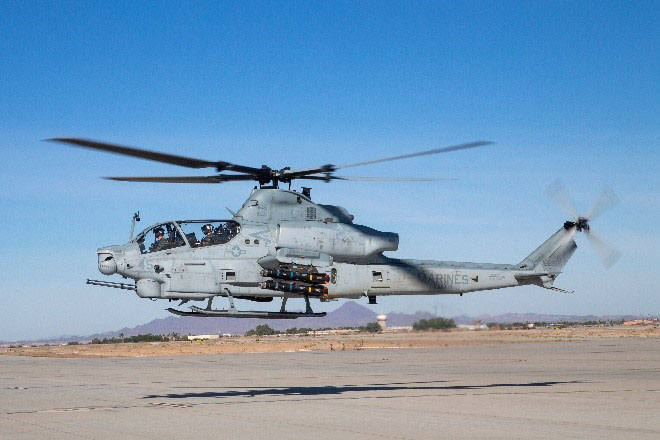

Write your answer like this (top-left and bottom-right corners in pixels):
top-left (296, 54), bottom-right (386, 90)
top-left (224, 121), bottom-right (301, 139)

top-left (150, 227), bottom-right (168, 252)
top-left (200, 224), bottom-right (214, 245)
top-left (226, 222), bottom-right (237, 238)
top-left (214, 223), bottom-right (230, 243)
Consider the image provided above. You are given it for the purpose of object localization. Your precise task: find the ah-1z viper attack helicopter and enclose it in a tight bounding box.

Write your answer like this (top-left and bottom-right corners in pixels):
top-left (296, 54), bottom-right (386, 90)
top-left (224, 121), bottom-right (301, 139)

top-left (51, 138), bottom-right (620, 319)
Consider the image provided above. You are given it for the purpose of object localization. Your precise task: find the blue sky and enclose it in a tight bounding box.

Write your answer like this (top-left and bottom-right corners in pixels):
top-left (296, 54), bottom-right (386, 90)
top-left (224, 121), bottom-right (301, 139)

top-left (0, 1), bottom-right (658, 340)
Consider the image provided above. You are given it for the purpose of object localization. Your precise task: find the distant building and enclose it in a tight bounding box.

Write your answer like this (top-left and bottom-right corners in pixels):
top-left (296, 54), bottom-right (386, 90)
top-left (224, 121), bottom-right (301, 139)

top-left (187, 334), bottom-right (220, 341)
top-left (312, 329), bottom-right (360, 335)
top-left (623, 320), bottom-right (658, 326)
top-left (457, 324), bottom-right (488, 331)
top-left (385, 326), bottom-right (413, 332)
top-left (377, 314), bottom-right (387, 330)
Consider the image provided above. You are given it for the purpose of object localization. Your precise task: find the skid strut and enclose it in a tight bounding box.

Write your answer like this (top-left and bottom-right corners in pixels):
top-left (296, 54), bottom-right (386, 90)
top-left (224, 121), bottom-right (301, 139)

top-left (167, 292), bottom-right (326, 319)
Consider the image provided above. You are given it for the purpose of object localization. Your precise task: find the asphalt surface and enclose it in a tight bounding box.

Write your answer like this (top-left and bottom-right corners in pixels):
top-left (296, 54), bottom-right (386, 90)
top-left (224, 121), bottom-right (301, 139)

top-left (1, 339), bottom-right (659, 439)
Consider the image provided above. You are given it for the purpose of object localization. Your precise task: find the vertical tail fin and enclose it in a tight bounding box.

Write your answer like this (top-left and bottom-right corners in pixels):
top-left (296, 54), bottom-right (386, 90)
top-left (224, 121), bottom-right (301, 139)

top-left (518, 226), bottom-right (578, 275)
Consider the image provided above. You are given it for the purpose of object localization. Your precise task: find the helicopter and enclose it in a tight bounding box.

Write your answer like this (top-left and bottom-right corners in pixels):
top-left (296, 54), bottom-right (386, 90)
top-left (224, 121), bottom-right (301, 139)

top-left (50, 138), bottom-right (620, 319)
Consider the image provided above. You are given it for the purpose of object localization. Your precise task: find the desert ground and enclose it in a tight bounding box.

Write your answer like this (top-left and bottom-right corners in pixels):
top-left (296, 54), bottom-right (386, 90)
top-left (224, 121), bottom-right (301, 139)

top-left (2, 325), bottom-right (659, 358)
top-left (1, 327), bottom-right (659, 439)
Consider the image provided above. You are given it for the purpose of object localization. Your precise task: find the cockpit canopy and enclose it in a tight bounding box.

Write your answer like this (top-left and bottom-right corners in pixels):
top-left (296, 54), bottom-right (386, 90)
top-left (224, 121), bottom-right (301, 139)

top-left (177, 220), bottom-right (241, 248)
top-left (135, 220), bottom-right (241, 254)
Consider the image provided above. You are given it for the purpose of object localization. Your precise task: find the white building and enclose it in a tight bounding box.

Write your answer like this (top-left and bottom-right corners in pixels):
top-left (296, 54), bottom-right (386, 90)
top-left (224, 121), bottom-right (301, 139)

top-left (377, 314), bottom-right (387, 330)
top-left (187, 334), bottom-right (220, 341)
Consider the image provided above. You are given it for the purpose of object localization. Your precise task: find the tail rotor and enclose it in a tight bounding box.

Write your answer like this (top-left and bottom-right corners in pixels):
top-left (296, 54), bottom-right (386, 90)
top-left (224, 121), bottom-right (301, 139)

top-left (546, 179), bottom-right (621, 269)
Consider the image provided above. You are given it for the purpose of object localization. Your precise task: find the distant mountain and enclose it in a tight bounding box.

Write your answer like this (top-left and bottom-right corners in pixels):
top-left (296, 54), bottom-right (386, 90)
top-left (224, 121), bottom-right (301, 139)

top-left (89, 303), bottom-right (652, 340)
top-left (451, 312), bottom-right (650, 325)
top-left (4, 302), bottom-right (656, 344)
top-left (87, 301), bottom-right (432, 339)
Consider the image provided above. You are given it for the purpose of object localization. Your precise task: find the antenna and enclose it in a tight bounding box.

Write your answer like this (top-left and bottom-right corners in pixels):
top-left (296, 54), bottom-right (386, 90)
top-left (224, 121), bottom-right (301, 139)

top-left (129, 211), bottom-right (140, 240)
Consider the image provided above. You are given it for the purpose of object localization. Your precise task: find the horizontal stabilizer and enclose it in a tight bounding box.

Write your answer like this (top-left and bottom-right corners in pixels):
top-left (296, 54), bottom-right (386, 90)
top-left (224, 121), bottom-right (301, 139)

top-left (514, 273), bottom-right (573, 293)
top-left (542, 286), bottom-right (574, 294)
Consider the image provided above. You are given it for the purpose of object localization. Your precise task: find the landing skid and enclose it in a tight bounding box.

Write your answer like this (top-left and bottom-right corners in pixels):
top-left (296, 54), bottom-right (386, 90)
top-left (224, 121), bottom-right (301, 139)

top-left (167, 307), bottom-right (326, 319)
top-left (167, 294), bottom-right (326, 319)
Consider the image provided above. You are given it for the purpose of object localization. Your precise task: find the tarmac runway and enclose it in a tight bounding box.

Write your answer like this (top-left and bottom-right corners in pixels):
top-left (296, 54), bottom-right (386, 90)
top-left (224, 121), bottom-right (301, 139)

top-left (1, 339), bottom-right (659, 439)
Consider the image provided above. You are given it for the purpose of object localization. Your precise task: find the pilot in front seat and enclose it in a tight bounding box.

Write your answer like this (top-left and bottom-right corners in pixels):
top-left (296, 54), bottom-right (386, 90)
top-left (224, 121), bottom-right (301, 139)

top-left (149, 227), bottom-right (168, 252)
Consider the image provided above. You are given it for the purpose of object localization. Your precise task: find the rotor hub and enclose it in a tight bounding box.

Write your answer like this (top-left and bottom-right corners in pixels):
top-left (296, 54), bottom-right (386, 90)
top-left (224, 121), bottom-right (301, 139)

top-left (564, 217), bottom-right (590, 232)
top-left (576, 217), bottom-right (589, 231)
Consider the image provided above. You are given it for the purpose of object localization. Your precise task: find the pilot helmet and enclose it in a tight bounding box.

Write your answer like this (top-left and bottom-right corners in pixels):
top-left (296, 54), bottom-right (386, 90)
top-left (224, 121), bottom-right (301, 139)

top-left (202, 224), bottom-right (213, 235)
top-left (154, 227), bottom-right (165, 237)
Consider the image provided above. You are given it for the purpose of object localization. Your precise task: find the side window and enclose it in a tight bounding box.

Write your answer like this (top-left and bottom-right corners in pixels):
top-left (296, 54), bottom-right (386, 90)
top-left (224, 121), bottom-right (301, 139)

top-left (137, 223), bottom-right (185, 254)
top-left (177, 221), bottom-right (241, 248)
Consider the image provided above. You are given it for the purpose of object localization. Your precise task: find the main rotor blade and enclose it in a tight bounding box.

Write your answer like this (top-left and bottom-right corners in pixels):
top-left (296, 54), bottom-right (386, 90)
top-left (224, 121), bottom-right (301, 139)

top-left (294, 175), bottom-right (456, 182)
top-left (585, 185), bottom-right (620, 221)
top-left (50, 137), bottom-right (272, 177)
top-left (584, 228), bottom-right (621, 269)
top-left (215, 161), bottom-right (270, 176)
top-left (545, 179), bottom-right (580, 220)
top-left (104, 174), bottom-right (256, 183)
top-left (333, 141), bottom-right (492, 170)
top-left (280, 165), bottom-right (335, 181)
top-left (48, 138), bottom-right (218, 169)
top-left (330, 176), bottom-right (456, 182)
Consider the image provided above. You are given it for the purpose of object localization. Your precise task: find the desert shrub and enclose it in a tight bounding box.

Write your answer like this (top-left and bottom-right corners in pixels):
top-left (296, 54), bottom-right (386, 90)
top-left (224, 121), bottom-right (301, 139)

top-left (285, 327), bottom-right (313, 335)
top-left (413, 317), bottom-right (456, 331)
top-left (359, 322), bottom-right (382, 333)
top-left (245, 324), bottom-right (280, 336)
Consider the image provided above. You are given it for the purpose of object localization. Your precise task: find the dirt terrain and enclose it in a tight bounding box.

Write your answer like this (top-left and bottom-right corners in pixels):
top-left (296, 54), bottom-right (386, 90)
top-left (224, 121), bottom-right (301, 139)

top-left (2, 326), bottom-right (658, 358)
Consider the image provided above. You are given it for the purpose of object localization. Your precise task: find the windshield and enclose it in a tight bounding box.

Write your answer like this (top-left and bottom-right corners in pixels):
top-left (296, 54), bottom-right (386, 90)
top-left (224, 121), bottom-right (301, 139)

top-left (136, 222), bottom-right (186, 254)
top-left (176, 220), bottom-right (241, 248)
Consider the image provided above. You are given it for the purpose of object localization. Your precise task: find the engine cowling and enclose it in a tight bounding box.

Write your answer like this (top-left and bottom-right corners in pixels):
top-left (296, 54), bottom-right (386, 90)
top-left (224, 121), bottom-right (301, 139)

top-left (276, 222), bottom-right (398, 258)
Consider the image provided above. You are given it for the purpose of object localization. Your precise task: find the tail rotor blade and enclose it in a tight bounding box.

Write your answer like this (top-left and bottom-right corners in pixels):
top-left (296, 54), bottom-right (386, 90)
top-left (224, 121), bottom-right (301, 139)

top-left (545, 179), bottom-right (580, 219)
top-left (585, 185), bottom-right (620, 221)
top-left (584, 228), bottom-right (621, 269)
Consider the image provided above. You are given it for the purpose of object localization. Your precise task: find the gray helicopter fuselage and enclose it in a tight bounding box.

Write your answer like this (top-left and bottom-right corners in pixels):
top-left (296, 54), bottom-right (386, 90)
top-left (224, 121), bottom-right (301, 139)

top-left (96, 188), bottom-right (579, 303)
top-left (51, 137), bottom-right (612, 318)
